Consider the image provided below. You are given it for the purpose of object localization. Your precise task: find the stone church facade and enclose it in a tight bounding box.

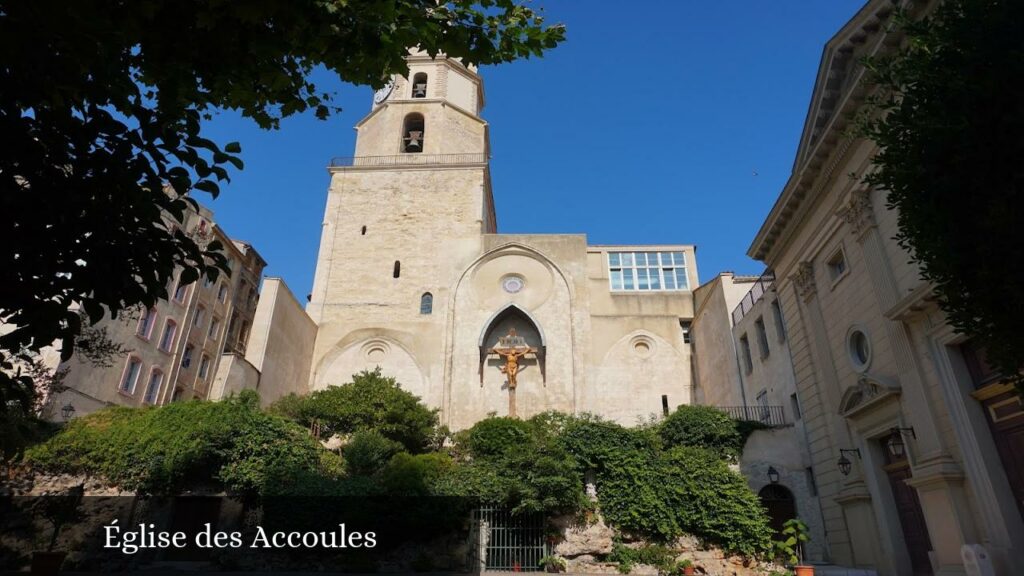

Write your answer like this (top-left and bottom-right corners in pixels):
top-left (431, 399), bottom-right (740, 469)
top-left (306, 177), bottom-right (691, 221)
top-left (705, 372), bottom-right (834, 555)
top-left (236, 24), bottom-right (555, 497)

top-left (303, 52), bottom-right (698, 430)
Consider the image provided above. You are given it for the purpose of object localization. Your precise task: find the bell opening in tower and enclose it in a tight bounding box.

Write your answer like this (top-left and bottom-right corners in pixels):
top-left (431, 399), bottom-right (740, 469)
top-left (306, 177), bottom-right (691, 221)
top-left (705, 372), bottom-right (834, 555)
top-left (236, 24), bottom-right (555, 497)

top-left (402, 113), bottom-right (424, 153)
top-left (412, 73), bottom-right (428, 98)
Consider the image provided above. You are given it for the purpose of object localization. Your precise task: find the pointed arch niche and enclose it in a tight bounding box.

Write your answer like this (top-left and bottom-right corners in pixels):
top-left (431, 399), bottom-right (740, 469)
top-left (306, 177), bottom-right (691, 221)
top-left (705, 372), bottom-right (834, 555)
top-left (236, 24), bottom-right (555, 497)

top-left (477, 304), bottom-right (547, 385)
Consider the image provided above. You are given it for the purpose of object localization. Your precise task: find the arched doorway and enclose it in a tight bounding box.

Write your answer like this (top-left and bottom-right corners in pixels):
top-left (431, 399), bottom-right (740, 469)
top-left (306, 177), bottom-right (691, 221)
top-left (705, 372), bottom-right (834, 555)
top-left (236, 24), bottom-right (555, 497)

top-left (759, 484), bottom-right (797, 539)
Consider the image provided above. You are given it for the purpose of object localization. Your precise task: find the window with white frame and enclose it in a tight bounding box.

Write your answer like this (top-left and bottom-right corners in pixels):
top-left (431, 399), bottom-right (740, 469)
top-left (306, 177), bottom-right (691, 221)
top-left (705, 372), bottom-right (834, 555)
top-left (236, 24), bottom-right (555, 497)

top-left (158, 319), bottom-right (177, 352)
top-left (143, 369), bottom-right (163, 404)
top-left (608, 251), bottom-right (689, 291)
top-left (209, 316), bottom-right (221, 340)
top-left (172, 278), bottom-right (189, 303)
top-left (137, 307), bottom-right (157, 339)
top-left (120, 357), bottom-right (143, 393)
top-left (193, 305), bottom-right (206, 328)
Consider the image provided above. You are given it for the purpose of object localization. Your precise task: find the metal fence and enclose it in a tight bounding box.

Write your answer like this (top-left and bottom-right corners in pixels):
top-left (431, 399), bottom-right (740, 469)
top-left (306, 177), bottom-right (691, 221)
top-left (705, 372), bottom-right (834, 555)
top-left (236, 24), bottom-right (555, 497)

top-left (469, 507), bottom-right (547, 572)
top-left (731, 271), bottom-right (776, 325)
top-left (714, 405), bottom-right (788, 427)
top-left (329, 153), bottom-right (489, 168)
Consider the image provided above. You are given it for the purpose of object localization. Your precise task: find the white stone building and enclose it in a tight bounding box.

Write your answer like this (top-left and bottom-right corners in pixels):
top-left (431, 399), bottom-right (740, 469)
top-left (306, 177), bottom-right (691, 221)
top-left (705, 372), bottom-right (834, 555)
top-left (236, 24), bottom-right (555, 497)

top-left (744, 0), bottom-right (1024, 574)
top-left (693, 272), bottom-right (826, 562)
top-left (288, 51), bottom-right (700, 430)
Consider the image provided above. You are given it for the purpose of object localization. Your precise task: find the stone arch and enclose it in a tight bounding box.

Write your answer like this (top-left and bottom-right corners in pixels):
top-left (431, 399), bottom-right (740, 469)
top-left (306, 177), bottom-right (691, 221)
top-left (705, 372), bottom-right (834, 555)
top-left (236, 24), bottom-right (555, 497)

top-left (313, 331), bottom-right (427, 400)
top-left (444, 242), bottom-right (577, 428)
top-left (759, 484), bottom-right (798, 538)
top-left (477, 303), bottom-right (547, 384)
top-left (584, 329), bottom-right (690, 424)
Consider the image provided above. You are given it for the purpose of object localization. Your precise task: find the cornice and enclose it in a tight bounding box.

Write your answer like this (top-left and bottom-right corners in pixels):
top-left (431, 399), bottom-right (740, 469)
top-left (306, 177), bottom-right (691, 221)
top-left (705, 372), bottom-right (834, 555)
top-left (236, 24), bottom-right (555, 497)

top-left (748, 0), bottom-right (900, 264)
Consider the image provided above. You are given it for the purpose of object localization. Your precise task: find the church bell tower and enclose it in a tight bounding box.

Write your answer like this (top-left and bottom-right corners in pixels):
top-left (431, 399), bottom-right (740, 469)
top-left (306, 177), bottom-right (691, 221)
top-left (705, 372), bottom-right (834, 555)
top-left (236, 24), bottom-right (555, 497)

top-left (307, 51), bottom-right (495, 401)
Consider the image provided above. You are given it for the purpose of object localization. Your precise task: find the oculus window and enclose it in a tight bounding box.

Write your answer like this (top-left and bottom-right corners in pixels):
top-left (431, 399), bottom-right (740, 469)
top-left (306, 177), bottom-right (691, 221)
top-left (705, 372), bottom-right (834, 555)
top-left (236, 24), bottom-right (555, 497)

top-left (608, 251), bottom-right (689, 291)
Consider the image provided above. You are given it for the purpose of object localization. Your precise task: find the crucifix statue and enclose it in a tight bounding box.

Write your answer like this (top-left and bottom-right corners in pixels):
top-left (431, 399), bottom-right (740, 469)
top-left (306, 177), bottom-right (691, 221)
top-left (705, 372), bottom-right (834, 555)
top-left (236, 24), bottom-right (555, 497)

top-left (487, 328), bottom-right (537, 418)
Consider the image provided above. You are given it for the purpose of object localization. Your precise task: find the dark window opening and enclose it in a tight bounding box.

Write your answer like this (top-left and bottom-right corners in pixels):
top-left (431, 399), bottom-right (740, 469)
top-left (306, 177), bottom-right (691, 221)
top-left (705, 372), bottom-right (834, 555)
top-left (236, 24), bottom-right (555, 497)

top-left (661, 395), bottom-right (669, 416)
top-left (420, 292), bottom-right (433, 314)
top-left (805, 467), bottom-right (818, 496)
top-left (393, 261), bottom-right (401, 278)
top-left (402, 113), bottom-right (424, 153)
top-left (679, 320), bottom-right (692, 344)
top-left (361, 225), bottom-right (367, 235)
top-left (412, 72), bottom-right (428, 98)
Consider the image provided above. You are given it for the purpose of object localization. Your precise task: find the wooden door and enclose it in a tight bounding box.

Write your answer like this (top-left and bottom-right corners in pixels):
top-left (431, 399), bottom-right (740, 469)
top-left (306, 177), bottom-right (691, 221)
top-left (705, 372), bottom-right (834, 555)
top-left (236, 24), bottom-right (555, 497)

top-left (759, 484), bottom-right (797, 539)
top-left (961, 341), bottom-right (1024, 519)
top-left (883, 440), bottom-right (933, 576)
top-left (979, 388), bottom-right (1024, 518)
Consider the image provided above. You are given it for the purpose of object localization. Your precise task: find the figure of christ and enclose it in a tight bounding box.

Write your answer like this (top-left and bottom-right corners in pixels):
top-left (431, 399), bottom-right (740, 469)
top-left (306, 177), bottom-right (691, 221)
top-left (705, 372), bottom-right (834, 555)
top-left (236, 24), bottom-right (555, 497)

top-left (488, 329), bottom-right (537, 418)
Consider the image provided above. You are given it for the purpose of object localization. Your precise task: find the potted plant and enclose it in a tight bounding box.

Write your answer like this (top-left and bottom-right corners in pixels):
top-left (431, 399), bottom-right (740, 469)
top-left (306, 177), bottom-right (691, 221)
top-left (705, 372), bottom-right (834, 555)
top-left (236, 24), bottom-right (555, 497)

top-left (675, 558), bottom-right (696, 575)
top-left (778, 518), bottom-right (813, 576)
top-left (32, 484), bottom-right (84, 576)
top-left (539, 555), bottom-right (568, 573)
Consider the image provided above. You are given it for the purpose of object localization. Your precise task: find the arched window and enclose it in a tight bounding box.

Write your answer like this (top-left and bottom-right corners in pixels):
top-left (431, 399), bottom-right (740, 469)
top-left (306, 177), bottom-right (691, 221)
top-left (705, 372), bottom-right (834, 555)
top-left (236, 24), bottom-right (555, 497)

top-left (420, 292), bottom-right (433, 314)
top-left (758, 484), bottom-right (797, 539)
top-left (411, 72), bottom-right (428, 98)
top-left (402, 113), bottom-right (424, 153)
top-left (393, 260), bottom-right (401, 278)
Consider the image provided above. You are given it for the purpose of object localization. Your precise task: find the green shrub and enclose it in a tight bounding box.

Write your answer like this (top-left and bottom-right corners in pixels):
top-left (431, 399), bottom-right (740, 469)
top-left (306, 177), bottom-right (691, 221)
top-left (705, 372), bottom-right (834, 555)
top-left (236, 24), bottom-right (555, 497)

top-left (557, 414), bottom-right (772, 556)
top-left (270, 368), bottom-right (438, 452)
top-left (27, 393), bottom-right (326, 496)
top-left (464, 416), bottom-right (533, 458)
top-left (658, 406), bottom-right (741, 457)
top-left (452, 416), bottom-right (584, 514)
top-left (607, 543), bottom-right (675, 574)
top-left (343, 430), bottom-right (405, 476)
top-left (382, 452), bottom-right (453, 495)
top-left (659, 447), bottom-right (774, 557)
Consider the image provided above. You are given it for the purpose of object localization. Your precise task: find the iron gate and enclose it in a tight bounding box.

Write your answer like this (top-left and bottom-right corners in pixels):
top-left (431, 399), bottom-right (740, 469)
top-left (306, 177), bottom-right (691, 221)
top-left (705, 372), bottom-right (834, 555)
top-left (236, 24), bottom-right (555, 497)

top-left (469, 507), bottom-right (547, 572)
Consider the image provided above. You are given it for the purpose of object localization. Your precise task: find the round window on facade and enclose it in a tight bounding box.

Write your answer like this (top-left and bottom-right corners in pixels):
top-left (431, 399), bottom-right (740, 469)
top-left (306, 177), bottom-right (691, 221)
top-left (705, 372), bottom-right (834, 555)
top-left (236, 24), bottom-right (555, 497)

top-left (847, 328), bottom-right (871, 372)
top-left (630, 335), bottom-right (655, 359)
top-left (501, 275), bottom-right (525, 294)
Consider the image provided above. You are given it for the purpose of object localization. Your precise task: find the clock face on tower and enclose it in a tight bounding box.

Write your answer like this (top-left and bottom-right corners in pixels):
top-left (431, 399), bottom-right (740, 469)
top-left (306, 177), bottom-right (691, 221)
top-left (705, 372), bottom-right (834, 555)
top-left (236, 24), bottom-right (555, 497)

top-left (372, 80), bottom-right (394, 104)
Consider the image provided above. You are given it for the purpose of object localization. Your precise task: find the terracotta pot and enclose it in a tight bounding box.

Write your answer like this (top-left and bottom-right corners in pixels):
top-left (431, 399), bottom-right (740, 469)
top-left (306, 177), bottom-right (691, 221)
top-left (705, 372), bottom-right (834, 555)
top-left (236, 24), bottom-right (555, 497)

top-left (31, 551), bottom-right (66, 576)
top-left (682, 566), bottom-right (695, 576)
top-left (793, 565), bottom-right (814, 576)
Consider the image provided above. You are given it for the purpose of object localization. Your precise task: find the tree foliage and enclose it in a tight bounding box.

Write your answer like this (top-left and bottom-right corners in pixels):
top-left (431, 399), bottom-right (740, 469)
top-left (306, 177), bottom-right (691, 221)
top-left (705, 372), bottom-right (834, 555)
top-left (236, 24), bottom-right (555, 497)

top-left (271, 368), bottom-right (439, 452)
top-left (857, 0), bottom-right (1024, 386)
top-left (559, 415), bottom-right (773, 556)
top-left (0, 0), bottom-right (564, 415)
top-left (658, 405), bottom-right (743, 458)
top-left (26, 391), bottom-right (330, 496)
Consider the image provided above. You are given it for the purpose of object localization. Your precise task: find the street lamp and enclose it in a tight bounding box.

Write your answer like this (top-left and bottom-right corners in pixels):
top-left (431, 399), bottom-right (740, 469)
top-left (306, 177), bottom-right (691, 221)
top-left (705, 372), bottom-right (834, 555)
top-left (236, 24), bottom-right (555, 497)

top-left (767, 466), bottom-right (780, 484)
top-left (837, 448), bottom-right (861, 476)
top-left (886, 427), bottom-right (916, 460)
top-left (61, 403), bottom-right (76, 421)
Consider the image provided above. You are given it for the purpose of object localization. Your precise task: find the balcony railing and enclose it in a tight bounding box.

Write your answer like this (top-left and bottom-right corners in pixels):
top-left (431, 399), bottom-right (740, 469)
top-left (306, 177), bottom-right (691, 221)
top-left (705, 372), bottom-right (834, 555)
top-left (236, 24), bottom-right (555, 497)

top-left (714, 405), bottom-right (788, 427)
top-left (731, 271), bottom-right (776, 325)
top-left (329, 153), bottom-right (489, 168)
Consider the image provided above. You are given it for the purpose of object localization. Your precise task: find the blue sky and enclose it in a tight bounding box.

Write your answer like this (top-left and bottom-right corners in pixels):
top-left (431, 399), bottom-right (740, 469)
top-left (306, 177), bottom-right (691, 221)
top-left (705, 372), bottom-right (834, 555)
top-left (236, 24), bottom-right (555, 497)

top-left (201, 1), bottom-right (865, 298)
